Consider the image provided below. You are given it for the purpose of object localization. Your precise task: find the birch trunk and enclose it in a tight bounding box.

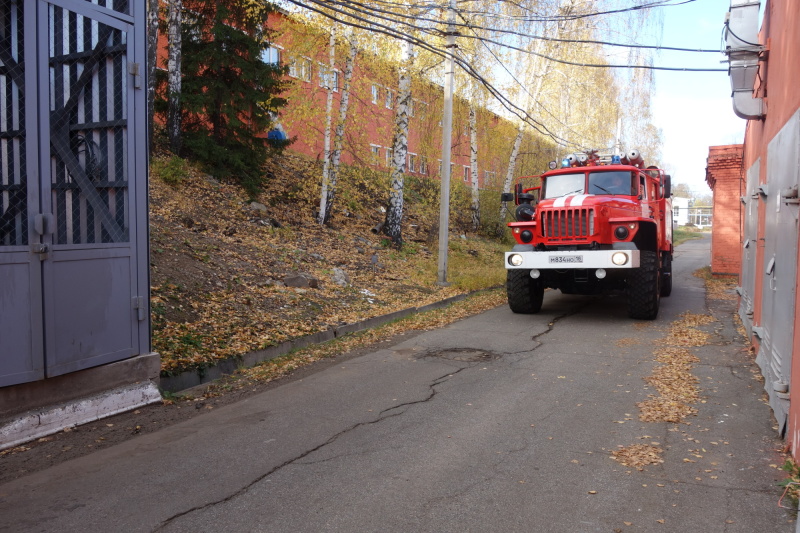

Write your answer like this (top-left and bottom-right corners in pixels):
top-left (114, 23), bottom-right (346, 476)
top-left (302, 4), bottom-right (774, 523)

top-left (498, 124), bottom-right (525, 232)
top-left (147, 0), bottom-right (159, 154)
top-left (166, 0), bottom-right (183, 154)
top-left (383, 41), bottom-right (413, 248)
top-left (322, 34), bottom-right (357, 226)
top-left (469, 105), bottom-right (480, 231)
top-left (317, 26), bottom-right (337, 225)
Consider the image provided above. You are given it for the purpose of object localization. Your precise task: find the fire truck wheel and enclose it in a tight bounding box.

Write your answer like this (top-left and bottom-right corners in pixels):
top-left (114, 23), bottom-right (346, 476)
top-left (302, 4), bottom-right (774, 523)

top-left (660, 252), bottom-right (673, 297)
top-left (627, 251), bottom-right (660, 320)
top-left (506, 270), bottom-right (544, 314)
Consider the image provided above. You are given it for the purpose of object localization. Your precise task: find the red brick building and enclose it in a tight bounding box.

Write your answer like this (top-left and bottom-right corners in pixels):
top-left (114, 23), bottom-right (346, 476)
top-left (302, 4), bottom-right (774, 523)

top-left (705, 144), bottom-right (743, 276)
top-left (156, 8), bottom-right (548, 191)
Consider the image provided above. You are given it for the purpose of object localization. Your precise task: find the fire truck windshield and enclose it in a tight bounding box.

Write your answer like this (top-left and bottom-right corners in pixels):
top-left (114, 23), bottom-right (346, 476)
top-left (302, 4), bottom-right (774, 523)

top-left (588, 171), bottom-right (636, 196)
top-left (542, 173), bottom-right (585, 199)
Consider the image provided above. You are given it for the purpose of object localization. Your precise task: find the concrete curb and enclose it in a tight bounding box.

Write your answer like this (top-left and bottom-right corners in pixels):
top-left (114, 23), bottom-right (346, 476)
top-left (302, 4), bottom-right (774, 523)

top-left (159, 290), bottom-right (480, 393)
top-left (0, 381), bottom-right (162, 450)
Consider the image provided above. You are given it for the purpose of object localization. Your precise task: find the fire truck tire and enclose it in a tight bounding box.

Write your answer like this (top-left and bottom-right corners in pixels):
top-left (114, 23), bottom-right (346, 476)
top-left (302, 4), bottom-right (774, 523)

top-left (627, 251), bottom-right (660, 320)
top-left (507, 270), bottom-right (544, 314)
top-left (660, 252), bottom-right (673, 297)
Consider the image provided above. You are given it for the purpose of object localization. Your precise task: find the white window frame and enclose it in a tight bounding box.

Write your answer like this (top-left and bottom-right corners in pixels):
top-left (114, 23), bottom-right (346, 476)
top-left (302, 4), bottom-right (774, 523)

top-left (463, 165), bottom-right (470, 182)
top-left (420, 156), bottom-right (428, 175)
top-left (408, 153), bottom-right (417, 173)
top-left (318, 63), bottom-right (339, 91)
top-left (288, 56), bottom-right (312, 82)
top-left (386, 147), bottom-right (394, 167)
top-left (369, 144), bottom-right (381, 164)
top-left (371, 84), bottom-right (380, 104)
top-left (385, 88), bottom-right (395, 109)
top-left (261, 46), bottom-right (282, 65)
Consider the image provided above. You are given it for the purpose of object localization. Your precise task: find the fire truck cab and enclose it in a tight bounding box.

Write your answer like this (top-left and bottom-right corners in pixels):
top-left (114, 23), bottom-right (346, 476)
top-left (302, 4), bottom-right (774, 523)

top-left (501, 150), bottom-right (673, 320)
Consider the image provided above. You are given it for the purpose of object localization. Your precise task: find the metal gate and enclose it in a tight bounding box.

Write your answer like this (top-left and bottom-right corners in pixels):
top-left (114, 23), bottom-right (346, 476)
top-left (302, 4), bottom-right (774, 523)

top-left (738, 159), bottom-right (759, 333)
top-left (756, 109), bottom-right (800, 434)
top-left (0, 0), bottom-right (149, 387)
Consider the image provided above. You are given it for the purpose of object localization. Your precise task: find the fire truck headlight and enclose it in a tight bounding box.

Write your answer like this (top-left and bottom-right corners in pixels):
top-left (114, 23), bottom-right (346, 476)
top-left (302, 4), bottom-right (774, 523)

top-left (520, 230), bottom-right (533, 243)
top-left (530, 269), bottom-right (540, 279)
top-left (509, 254), bottom-right (524, 267)
top-left (595, 269), bottom-right (607, 279)
top-left (611, 252), bottom-right (629, 266)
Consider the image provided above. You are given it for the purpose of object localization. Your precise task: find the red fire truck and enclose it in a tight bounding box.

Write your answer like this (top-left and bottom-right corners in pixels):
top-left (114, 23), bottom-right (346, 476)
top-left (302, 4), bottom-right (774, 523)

top-left (501, 150), bottom-right (673, 320)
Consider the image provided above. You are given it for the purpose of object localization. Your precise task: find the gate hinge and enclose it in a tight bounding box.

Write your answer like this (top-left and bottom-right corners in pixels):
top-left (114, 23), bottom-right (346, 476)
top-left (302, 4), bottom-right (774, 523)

top-left (133, 296), bottom-right (147, 321)
top-left (129, 63), bottom-right (142, 89)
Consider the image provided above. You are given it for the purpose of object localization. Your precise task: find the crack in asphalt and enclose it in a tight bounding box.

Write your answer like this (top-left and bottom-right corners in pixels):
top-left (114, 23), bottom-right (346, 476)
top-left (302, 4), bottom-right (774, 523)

top-left (530, 302), bottom-right (591, 346)
top-left (152, 365), bottom-right (471, 532)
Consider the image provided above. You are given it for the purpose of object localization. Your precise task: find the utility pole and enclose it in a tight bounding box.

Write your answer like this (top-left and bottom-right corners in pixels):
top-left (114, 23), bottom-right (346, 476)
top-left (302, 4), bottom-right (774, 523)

top-left (437, 0), bottom-right (456, 286)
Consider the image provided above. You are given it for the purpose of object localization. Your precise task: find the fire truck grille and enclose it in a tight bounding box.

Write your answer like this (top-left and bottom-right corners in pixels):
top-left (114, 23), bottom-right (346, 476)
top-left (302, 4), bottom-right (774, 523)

top-left (540, 208), bottom-right (595, 239)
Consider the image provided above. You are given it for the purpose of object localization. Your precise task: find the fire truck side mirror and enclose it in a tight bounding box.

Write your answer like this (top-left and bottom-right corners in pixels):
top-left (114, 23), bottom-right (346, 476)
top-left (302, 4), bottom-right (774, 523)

top-left (663, 175), bottom-right (672, 198)
top-left (500, 192), bottom-right (515, 203)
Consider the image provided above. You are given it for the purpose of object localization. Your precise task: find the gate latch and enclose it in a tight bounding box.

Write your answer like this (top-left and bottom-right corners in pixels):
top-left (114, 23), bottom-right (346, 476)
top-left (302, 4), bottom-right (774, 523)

top-left (31, 243), bottom-right (50, 260)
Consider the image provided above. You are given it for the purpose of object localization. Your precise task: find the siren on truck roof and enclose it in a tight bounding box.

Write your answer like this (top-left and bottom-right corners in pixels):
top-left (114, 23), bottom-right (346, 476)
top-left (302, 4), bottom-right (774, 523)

top-left (555, 149), bottom-right (646, 169)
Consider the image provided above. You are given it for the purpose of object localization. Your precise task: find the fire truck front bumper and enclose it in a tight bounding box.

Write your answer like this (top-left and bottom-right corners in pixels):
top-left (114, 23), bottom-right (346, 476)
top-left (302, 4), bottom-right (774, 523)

top-left (505, 247), bottom-right (641, 270)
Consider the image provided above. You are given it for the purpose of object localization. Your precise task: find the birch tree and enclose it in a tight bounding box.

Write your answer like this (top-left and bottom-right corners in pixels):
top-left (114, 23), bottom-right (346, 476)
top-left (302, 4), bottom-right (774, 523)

top-left (147, 0), bottom-right (159, 153)
top-left (383, 39), bottom-right (414, 247)
top-left (166, 0), bottom-right (182, 153)
top-left (317, 24), bottom-right (337, 225)
top-left (321, 32), bottom-right (357, 225)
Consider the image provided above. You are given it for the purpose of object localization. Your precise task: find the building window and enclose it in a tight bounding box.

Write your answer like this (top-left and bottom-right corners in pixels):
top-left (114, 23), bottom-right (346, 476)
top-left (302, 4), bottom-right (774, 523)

top-left (288, 56), bottom-right (312, 82)
top-left (318, 64), bottom-right (339, 91)
top-left (420, 157), bottom-right (428, 175)
top-left (385, 88), bottom-right (395, 109)
top-left (261, 46), bottom-right (282, 65)
top-left (369, 144), bottom-right (381, 164)
top-left (463, 166), bottom-right (470, 182)
top-left (371, 84), bottom-right (380, 104)
top-left (483, 170), bottom-right (496, 185)
top-left (408, 153), bottom-right (417, 173)
top-left (408, 99), bottom-right (415, 117)
top-left (417, 101), bottom-right (428, 119)
top-left (386, 147), bottom-right (394, 167)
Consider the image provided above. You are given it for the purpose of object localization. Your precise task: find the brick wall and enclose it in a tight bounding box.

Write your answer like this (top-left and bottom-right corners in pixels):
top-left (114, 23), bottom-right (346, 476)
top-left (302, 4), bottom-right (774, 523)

top-left (705, 145), bottom-right (744, 275)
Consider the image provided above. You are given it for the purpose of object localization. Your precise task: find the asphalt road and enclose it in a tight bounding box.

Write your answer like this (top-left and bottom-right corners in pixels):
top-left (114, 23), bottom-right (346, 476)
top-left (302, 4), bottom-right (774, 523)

top-left (0, 235), bottom-right (793, 532)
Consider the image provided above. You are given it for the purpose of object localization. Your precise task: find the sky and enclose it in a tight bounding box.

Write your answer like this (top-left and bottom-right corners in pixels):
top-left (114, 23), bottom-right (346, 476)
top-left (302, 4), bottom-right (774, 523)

top-left (649, 0), bottom-right (748, 196)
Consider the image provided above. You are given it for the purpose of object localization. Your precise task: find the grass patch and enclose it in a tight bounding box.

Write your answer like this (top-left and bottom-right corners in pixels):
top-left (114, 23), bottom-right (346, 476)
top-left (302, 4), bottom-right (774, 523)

top-left (673, 226), bottom-right (706, 246)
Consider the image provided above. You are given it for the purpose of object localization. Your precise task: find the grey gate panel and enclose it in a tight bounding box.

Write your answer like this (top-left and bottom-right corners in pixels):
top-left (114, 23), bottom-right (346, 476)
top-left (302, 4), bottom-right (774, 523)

top-left (1, 0), bottom-right (148, 386)
top-left (0, 0), bottom-right (45, 387)
top-left (758, 109), bottom-right (800, 434)
top-left (40, 0), bottom-right (140, 376)
top-left (738, 158), bottom-right (759, 334)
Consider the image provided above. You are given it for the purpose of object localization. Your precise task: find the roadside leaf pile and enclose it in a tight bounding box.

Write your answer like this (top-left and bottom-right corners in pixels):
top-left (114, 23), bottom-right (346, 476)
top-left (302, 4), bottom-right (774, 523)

top-left (637, 312), bottom-right (712, 423)
top-left (611, 444), bottom-right (665, 470)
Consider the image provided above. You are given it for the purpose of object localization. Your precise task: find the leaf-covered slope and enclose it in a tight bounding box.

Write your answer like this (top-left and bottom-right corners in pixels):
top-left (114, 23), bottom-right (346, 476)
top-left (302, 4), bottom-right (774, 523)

top-left (149, 152), bottom-right (506, 373)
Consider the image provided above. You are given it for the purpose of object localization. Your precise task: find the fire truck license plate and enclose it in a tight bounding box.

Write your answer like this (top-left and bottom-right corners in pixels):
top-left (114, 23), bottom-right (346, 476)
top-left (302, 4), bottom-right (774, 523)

top-left (549, 255), bottom-right (583, 264)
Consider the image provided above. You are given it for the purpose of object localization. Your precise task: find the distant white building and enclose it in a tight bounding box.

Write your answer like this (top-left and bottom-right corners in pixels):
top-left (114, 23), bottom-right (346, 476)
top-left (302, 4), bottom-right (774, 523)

top-left (672, 197), bottom-right (712, 228)
top-left (672, 197), bottom-right (690, 226)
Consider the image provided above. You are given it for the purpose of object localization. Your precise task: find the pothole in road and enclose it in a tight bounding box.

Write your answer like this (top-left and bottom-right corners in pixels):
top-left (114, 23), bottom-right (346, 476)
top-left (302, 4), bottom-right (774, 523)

top-left (427, 348), bottom-right (499, 362)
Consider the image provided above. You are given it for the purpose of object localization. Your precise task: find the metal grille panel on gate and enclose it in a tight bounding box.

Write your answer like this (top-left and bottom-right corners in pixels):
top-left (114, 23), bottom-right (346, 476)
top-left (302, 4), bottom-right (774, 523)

top-left (49, 3), bottom-right (129, 245)
top-left (0, 0), bottom-right (28, 248)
